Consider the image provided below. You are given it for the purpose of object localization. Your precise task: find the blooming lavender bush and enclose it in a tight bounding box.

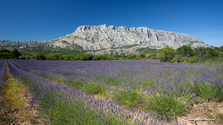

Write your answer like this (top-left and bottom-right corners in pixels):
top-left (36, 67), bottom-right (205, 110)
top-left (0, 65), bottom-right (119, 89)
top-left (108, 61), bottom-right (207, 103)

top-left (0, 60), bottom-right (6, 85)
top-left (0, 60), bottom-right (7, 123)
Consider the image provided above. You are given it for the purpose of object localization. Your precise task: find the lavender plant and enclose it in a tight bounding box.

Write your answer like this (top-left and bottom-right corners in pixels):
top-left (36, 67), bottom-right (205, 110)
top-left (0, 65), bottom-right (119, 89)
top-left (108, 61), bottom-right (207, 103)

top-left (0, 60), bottom-right (6, 85)
top-left (113, 87), bottom-right (144, 108)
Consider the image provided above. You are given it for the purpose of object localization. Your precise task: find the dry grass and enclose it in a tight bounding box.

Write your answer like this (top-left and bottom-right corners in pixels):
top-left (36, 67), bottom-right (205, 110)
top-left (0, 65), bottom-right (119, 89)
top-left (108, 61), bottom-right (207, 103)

top-left (176, 101), bottom-right (223, 125)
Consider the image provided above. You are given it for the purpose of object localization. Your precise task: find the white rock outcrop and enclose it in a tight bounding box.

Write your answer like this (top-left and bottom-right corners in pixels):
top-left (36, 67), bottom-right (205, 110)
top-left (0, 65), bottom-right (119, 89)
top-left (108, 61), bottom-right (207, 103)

top-left (52, 24), bottom-right (209, 50)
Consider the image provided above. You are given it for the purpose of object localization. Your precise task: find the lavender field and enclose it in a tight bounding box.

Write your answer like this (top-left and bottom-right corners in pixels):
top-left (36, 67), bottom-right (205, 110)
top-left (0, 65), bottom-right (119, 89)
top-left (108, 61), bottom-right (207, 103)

top-left (1, 59), bottom-right (223, 125)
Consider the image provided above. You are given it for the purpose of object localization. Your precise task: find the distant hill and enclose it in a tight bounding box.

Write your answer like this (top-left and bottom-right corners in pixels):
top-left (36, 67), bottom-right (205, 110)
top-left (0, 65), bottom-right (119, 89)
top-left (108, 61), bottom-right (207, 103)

top-left (0, 24), bottom-right (210, 55)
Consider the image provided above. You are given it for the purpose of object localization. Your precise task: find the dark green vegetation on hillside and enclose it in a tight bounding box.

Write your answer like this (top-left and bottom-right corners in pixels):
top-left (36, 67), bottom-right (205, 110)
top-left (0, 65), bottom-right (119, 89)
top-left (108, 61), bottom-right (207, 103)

top-left (19, 44), bottom-right (86, 56)
top-left (34, 53), bottom-right (150, 60)
top-left (0, 48), bottom-right (21, 59)
top-left (157, 45), bottom-right (223, 63)
top-left (114, 44), bottom-right (140, 49)
top-left (29, 44), bottom-right (223, 63)
top-left (136, 46), bottom-right (157, 54)
top-left (1, 44), bottom-right (223, 64)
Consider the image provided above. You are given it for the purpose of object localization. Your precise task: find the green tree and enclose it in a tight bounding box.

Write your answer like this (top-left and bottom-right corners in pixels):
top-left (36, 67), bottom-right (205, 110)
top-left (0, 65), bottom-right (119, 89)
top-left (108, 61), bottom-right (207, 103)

top-left (18, 55), bottom-right (26, 59)
top-left (177, 45), bottom-right (194, 57)
top-left (0, 49), bottom-right (11, 59)
top-left (25, 55), bottom-right (32, 60)
top-left (74, 54), bottom-right (81, 60)
top-left (10, 49), bottom-right (22, 59)
top-left (206, 47), bottom-right (218, 57)
top-left (127, 54), bottom-right (135, 60)
top-left (194, 47), bottom-right (209, 60)
top-left (0, 49), bottom-right (10, 53)
top-left (64, 55), bottom-right (73, 60)
top-left (218, 45), bottom-right (223, 52)
top-left (46, 54), bottom-right (53, 60)
top-left (139, 53), bottom-right (146, 59)
top-left (46, 54), bottom-right (64, 60)
top-left (57, 54), bottom-right (64, 60)
top-left (0, 52), bottom-right (10, 59)
top-left (157, 46), bottom-right (177, 62)
top-left (35, 53), bottom-right (46, 60)
top-left (82, 54), bottom-right (92, 60)
top-left (93, 54), bottom-right (107, 60)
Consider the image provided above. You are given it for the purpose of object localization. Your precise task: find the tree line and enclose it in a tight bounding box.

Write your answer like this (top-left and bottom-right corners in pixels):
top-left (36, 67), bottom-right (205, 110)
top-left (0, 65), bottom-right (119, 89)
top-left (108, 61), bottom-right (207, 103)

top-left (33, 53), bottom-right (156, 60)
top-left (0, 48), bottom-right (22, 59)
top-left (2, 45), bottom-right (223, 63)
top-left (157, 45), bottom-right (223, 63)
top-left (0, 48), bottom-right (157, 60)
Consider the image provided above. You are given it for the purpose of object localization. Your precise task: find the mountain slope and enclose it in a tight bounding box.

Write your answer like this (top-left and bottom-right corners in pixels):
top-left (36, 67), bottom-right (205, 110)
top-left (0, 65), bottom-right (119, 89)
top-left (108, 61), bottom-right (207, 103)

top-left (0, 24), bottom-right (210, 55)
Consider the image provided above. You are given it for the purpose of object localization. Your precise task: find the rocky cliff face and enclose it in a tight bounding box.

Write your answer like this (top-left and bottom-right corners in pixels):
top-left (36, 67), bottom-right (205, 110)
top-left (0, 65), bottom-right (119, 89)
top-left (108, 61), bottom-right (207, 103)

top-left (0, 24), bottom-right (209, 52)
top-left (54, 24), bottom-right (209, 50)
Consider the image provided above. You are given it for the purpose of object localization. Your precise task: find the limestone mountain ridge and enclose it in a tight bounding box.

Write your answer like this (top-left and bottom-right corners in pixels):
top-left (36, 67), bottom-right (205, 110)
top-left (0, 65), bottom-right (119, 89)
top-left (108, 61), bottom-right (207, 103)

top-left (0, 24), bottom-right (210, 55)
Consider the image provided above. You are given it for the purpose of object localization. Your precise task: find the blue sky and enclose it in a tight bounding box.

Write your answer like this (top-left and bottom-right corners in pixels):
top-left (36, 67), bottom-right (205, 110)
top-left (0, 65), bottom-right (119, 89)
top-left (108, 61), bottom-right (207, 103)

top-left (0, 0), bottom-right (222, 47)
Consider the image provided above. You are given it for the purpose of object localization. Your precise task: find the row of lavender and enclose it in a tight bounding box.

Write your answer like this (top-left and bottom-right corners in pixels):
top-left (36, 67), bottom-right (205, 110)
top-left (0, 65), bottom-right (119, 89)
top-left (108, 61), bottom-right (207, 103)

top-left (0, 60), bottom-right (6, 122)
top-left (0, 60), bottom-right (6, 84)
top-left (9, 59), bottom-right (223, 123)
top-left (7, 60), bottom-right (184, 125)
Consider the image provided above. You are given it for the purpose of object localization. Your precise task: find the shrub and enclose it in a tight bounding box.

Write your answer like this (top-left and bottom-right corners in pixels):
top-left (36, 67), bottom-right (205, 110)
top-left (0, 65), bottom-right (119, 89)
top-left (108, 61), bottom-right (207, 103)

top-left (82, 82), bottom-right (106, 95)
top-left (113, 88), bottom-right (143, 108)
top-left (58, 56), bottom-right (64, 60)
top-left (0, 52), bottom-right (10, 59)
top-left (18, 55), bottom-right (26, 59)
top-left (74, 54), bottom-right (81, 60)
top-left (57, 54), bottom-right (64, 60)
top-left (192, 82), bottom-right (223, 102)
top-left (147, 54), bottom-right (158, 59)
top-left (157, 46), bottom-right (177, 62)
top-left (194, 47), bottom-right (208, 60)
top-left (46, 54), bottom-right (64, 60)
top-left (207, 48), bottom-right (219, 57)
top-left (177, 45), bottom-right (194, 57)
top-left (219, 45), bottom-right (223, 52)
top-left (25, 55), bottom-right (31, 60)
top-left (146, 95), bottom-right (189, 121)
top-left (35, 53), bottom-right (46, 60)
top-left (63, 55), bottom-right (71, 60)
top-left (171, 55), bottom-right (182, 63)
top-left (10, 49), bottom-right (22, 59)
top-left (93, 54), bottom-right (107, 60)
top-left (189, 57), bottom-right (199, 63)
top-left (102, 76), bottom-right (121, 86)
top-left (70, 79), bottom-right (83, 89)
top-left (139, 53), bottom-right (146, 59)
top-left (79, 54), bottom-right (92, 60)
top-left (143, 79), bottom-right (155, 88)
